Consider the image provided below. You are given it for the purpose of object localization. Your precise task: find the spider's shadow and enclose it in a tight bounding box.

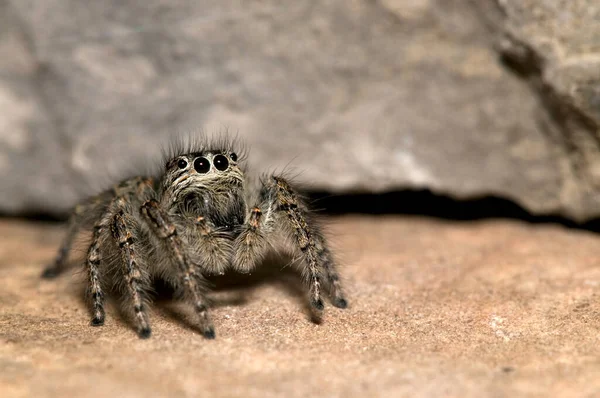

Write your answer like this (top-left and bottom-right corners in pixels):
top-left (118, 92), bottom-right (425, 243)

top-left (71, 253), bottom-right (319, 336)
top-left (155, 253), bottom-right (321, 334)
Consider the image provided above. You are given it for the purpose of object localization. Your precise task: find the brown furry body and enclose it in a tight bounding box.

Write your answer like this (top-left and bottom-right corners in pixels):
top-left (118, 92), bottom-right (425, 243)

top-left (43, 137), bottom-right (347, 338)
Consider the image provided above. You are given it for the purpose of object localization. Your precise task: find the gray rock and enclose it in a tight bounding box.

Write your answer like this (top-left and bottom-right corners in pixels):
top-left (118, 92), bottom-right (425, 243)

top-left (478, 0), bottom-right (600, 221)
top-left (0, 0), bottom-right (597, 220)
top-left (0, 0), bottom-right (81, 214)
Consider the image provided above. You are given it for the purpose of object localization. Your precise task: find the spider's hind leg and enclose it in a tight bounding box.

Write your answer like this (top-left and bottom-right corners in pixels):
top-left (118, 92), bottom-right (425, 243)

top-left (42, 200), bottom-right (102, 279)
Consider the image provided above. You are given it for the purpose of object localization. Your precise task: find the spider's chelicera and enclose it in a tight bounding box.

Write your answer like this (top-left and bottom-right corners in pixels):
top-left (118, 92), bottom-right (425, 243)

top-left (43, 137), bottom-right (348, 339)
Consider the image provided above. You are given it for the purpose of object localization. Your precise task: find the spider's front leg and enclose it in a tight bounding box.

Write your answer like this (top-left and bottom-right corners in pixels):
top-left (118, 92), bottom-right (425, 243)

top-left (273, 176), bottom-right (348, 311)
top-left (235, 176), bottom-right (348, 313)
top-left (141, 200), bottom-right (216, 339)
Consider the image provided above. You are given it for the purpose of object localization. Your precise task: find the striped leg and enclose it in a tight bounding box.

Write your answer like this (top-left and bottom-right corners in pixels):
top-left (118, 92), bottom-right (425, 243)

top-left (88, 221), bottom-right (108, 326)
top-left (141, 200), bottom-right (215, 338)
top-left (111, 210), bottom-right (152, 338)
top-left (320, 248), bottom-right (347, 308)
top-left (269, 176), bottom-right (348, 312)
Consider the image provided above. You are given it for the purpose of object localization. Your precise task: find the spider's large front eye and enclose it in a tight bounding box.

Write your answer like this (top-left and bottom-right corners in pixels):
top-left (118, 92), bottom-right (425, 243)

top-left (177, 159), bottom-right (188, 169)
top-left (213, 155), bottom-right (229, 171)
top-left (194, 157), bottom-right (210, 173)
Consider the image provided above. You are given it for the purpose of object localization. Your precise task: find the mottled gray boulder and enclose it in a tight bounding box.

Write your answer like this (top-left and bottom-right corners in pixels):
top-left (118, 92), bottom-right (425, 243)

top-left (479, 0), bottom-right (600, 220)
top-left (0, 0), bottom-right (598, 220)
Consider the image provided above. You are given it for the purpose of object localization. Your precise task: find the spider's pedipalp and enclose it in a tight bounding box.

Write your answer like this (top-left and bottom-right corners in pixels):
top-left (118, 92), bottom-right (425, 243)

top-left (232, 191), bottom-right (277, 273)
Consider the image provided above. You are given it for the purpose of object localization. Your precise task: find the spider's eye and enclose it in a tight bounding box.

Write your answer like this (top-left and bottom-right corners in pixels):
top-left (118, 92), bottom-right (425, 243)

top-left (177, 159), bottom-right (188, 169)
top-left (230, 152), bottom-right (238, 162)
top-left (213, 154), bottom-right (229, 171)
top-left (194, 157), bottom-right (210, 173)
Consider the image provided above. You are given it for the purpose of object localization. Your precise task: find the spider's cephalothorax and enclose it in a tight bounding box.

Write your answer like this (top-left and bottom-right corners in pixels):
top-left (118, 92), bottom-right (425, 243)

top-left (42, 138), bottom-right (348, 339)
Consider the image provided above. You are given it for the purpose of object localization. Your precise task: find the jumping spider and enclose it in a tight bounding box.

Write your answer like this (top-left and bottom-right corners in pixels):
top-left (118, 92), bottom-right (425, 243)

top-left (43, 137), bottom-right (348, 338)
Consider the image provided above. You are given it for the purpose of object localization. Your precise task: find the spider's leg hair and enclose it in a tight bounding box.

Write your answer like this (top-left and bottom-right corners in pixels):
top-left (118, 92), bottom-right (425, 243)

top-left (86, 210), bottom-right (113, 327)
top-left (141, 199), bottom-right (216, 339)
top-left (259, 175), bottom-right (348, 312)
top-left (110, 206), bottom-right (152, 338)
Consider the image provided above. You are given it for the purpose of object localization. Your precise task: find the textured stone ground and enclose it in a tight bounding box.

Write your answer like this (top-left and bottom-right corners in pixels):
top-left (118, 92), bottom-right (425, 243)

top-left (1, 216), bottom-right (599, 397)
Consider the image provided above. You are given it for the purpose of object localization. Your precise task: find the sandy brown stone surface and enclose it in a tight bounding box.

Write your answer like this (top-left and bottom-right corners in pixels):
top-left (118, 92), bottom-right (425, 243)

top-left (1, 216), bottom-right (599, 397)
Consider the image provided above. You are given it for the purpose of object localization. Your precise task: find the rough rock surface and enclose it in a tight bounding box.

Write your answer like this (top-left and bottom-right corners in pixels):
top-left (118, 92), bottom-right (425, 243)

top-left (1, 216), bottom-right (599, 397)
top-left (476, 0), bottom-right (600, 220)
top-left (0, 0), bottom-right (598, 220)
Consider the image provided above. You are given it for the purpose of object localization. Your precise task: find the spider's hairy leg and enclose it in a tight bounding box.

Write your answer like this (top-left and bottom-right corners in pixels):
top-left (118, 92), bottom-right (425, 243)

top-left (320, 247), bottom-right (348, 309)
top-left (110, 207), bottom-right (152, 338)
top-left (267, 176), bottom-right (348, 311)
top-left (141, 200), bottom-right (215, 339)
top-left (87, 213), bottom-right (111, 327)
top-left (88, 177), bottom-right (156, 332)
top-left (42, 199), bottom-right (101, 278)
